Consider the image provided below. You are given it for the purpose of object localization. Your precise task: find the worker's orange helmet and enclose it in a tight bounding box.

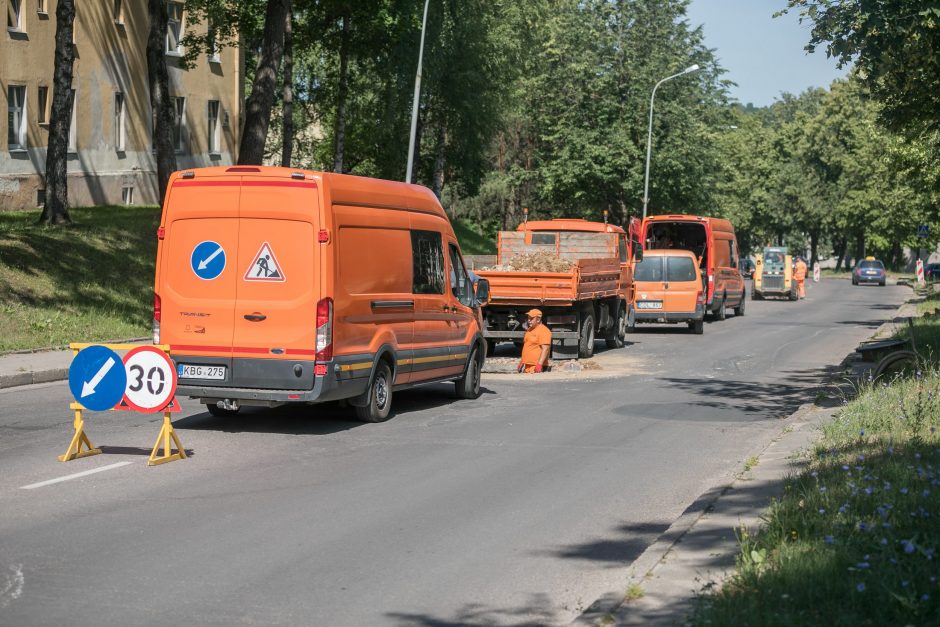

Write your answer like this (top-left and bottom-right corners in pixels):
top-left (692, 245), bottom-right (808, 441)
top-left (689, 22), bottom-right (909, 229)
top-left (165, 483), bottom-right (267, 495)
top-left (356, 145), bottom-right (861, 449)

top-left (526, 309), bottom-right (543, 318)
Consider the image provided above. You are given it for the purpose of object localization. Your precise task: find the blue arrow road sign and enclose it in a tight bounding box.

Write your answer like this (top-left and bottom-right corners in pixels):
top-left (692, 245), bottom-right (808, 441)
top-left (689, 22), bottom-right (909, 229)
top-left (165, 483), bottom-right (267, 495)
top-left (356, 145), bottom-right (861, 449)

top-left (918, 225), bottom-right (930, 239)
top-left (191, 240), bottom-right (226, 280)
top-left (68, 345), bottom-right (127, 411)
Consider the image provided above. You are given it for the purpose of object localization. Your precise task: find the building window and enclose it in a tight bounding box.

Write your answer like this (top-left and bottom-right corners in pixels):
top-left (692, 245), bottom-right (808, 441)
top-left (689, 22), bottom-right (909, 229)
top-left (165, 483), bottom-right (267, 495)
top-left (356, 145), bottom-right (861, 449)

top-left (172, 96), bottom-right (186, 153)
top-left (122, 186), bottom-right (134, 205)
top-left (207, 23), bottom-right (220, 63)
top-left (37, 0), bottom-right (47, 15)
top-left (7, 0), bottom-right (22, 31)
top-left (207, 100), bottom-right (220, 154)
top-left (166, 2), bottom-right (184, 54)
top-left (112, 0), bottom-right (123, 24)
top-left (67, 89), bottom-right (77, 153)
top-left (37, 85), bottom-right (48, 124)
top-left (114, 92), bottom-right (126, 151)
top-left (7, 86), bottom-right (26, 150)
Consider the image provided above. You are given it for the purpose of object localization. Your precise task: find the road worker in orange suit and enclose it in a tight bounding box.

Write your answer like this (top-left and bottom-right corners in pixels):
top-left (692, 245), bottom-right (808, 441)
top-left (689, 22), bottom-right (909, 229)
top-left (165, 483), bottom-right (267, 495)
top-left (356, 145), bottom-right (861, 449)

top-left (794, 256), bottom-right (808, 299)
top-left (517, 309), bottom-right (552, 373)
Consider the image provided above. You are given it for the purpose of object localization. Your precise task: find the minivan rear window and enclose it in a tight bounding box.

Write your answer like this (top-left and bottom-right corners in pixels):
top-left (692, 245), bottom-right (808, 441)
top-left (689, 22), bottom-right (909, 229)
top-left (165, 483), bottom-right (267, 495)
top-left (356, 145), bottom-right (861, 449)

top-left (634, 257), bottom-right (663, 282)
top-left (667, 256), bottom-right (696, 281)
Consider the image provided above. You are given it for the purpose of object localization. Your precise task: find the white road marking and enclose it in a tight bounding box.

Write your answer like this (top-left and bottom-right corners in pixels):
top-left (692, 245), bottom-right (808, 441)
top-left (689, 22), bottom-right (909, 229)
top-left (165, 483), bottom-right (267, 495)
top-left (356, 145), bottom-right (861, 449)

top-left (20, 461), bottom-right (133, 490)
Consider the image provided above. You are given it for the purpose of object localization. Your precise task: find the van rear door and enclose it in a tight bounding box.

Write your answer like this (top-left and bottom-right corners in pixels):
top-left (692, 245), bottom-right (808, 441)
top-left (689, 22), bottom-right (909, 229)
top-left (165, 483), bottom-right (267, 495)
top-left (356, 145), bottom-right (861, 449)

top-left (664, 255), bottom-right (699, 312)
top-left (232, 175), bottom-right (321, 387)
top-left (161, 178), bottom-right (241, 358)
top-left (633, 255), bottom-right (665, 311)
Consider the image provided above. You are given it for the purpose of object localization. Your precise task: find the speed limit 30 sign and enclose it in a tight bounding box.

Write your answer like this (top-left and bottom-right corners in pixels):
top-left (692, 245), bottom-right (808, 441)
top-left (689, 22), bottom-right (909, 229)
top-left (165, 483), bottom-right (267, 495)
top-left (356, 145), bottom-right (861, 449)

top-left (122, 346), bottom-right (178, 413)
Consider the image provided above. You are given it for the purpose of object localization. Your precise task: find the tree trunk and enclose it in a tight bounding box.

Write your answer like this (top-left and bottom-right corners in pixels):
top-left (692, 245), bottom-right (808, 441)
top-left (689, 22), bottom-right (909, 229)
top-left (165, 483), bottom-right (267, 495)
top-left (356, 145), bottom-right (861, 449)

top-left (238, 0), bottom-right (289, 165)
top-left (280, 1), bottom-right (293, 168)
top-left (432, 122), bottom-right (446, 199)
top-left (834, 237), bottom-right (847, 271)
top-left (38, 0), bottom-right (76, 226)
top-left (333, 12), bottom-right (350, 173)
top-left (810, 229), bottom-right (819, 268)
top-left (855, 231), bottom-right (866, 262)
top-left (147, 0), bottom-right (177, 206)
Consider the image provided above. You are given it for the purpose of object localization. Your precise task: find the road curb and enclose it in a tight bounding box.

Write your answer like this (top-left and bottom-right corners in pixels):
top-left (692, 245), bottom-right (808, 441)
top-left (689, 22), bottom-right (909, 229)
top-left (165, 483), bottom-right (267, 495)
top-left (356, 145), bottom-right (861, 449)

top-left (0, 368), bottom-right (70, 390)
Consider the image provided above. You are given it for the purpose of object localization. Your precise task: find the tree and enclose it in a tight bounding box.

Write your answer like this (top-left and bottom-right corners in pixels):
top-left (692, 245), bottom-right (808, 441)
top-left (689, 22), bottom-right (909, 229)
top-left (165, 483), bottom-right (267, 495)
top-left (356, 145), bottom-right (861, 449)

top-left (281, 1), bottom-right (294, 167)
top-left (147, 0), bottom-right (177, 205)
top-left (783, 0), bottom-right (940, 134)
top-left (239, 0), bottom-right (290, 164)
top-left (38, 0), bottom-right (76, 225)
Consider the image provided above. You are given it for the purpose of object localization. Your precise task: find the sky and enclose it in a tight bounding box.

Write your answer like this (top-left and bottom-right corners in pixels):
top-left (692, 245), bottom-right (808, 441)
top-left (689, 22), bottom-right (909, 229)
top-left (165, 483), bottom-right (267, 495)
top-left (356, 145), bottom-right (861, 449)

top-left (685, 0), bottom-right (849, 107)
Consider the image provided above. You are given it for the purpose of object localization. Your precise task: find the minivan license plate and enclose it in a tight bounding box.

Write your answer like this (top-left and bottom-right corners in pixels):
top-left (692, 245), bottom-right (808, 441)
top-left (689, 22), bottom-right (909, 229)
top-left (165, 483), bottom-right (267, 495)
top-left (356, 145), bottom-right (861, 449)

top-left (178, 364), bottom-right (226, 380)
top-left (637, 301), bottom-right (663, 309)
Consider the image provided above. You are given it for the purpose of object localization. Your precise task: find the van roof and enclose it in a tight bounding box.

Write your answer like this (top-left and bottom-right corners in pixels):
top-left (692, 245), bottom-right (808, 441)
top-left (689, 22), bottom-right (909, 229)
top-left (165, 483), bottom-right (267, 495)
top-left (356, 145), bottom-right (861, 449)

top-left (645, 214), bottom-right (734, 232)
top-left (516, 219), bottom-right (625, 233)
top-left (168, 166), bottom-right (447, 219)
top-left (641, 248), bottom-right (697, 258)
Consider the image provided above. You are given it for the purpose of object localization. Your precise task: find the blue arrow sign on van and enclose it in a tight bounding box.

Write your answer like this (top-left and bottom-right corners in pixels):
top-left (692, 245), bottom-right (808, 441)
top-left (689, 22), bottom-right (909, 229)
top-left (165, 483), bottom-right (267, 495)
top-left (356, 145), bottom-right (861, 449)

top-left (191, 241), bottom-right (226, 280)
top-left (68, 345), bottom-right (127, 411)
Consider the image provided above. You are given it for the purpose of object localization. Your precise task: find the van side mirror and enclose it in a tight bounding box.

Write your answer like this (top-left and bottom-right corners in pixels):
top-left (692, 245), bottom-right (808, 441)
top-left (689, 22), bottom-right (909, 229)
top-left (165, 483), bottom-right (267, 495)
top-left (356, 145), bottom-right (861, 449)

top-left (633, 243), bottom-right (643, 262)
top-left (474, 278), bottom-right (490, 306)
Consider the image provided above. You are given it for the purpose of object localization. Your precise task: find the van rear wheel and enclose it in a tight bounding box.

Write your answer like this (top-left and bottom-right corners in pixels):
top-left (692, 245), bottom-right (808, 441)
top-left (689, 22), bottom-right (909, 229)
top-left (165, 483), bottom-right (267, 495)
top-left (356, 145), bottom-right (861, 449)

top-left (733, 289), bottom-right (746, 316)
top-left (355, 362), bottom-right (393, 423)
top-left (579, 311), bottom-right (596, 358)
top-left (713, 295), bottom-right (727, 321)
top-left (688, 319), bottom-right (704, 335)
top-left (455, 346), bottom-right (483, 399)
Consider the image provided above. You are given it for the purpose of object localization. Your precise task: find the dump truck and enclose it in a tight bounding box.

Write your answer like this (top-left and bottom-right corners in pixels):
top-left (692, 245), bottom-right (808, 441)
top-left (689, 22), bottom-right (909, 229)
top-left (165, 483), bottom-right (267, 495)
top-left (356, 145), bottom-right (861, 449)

top-left (475, 218), bottom-right (641, 359)
top-left (752, 246), bottom-right (797, 300)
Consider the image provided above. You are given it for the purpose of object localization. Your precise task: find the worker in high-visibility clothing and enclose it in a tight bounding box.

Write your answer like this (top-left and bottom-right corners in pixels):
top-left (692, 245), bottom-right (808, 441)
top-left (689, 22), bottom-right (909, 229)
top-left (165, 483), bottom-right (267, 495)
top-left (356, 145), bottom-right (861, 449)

top-left (517, 308), bottom-right (552, 373)
top-left (794, 256), bottom-right (808, 299)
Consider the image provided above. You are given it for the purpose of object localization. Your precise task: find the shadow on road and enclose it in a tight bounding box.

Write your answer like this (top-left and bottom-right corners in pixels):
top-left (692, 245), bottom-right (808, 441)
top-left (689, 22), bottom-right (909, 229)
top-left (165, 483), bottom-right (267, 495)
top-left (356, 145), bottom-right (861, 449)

top-left (173, 384), bottom-right (496, 435)
top-left (386, 594), bottom-right (556, 627)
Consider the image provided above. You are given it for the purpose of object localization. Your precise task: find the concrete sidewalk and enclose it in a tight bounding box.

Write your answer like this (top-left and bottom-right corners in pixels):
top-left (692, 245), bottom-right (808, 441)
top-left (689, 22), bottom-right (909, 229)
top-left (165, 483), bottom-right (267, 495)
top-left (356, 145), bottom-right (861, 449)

top-left (0, 338), bottom-right (148, 389)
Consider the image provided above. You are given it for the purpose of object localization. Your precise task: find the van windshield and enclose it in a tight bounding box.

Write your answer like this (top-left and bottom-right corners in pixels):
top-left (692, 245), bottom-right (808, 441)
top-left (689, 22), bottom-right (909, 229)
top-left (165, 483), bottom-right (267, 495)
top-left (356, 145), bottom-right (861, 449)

top-left (666, 256), bottom-right (696, 281)
top-left (634, 257), bottom-right (663, 281)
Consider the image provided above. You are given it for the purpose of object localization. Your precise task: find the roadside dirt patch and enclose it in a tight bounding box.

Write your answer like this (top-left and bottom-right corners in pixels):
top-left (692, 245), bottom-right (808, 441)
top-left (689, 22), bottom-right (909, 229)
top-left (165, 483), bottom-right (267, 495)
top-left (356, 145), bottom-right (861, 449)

top-left (482, 347), bottom-right (644, 382)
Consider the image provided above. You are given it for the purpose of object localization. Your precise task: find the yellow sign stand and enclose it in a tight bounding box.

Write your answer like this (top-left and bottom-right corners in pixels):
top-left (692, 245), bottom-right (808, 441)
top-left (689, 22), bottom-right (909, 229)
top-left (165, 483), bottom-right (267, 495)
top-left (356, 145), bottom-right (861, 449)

top-left (62, 342), bottom-right (188, 466)
top-left (59, 402), bottom-right (102, 461)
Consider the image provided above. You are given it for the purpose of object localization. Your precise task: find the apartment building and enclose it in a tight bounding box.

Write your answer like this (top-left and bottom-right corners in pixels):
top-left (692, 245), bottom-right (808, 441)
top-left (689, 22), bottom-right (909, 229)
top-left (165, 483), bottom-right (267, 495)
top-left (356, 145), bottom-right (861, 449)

top-left (1, 0), bottom-right (242, 210)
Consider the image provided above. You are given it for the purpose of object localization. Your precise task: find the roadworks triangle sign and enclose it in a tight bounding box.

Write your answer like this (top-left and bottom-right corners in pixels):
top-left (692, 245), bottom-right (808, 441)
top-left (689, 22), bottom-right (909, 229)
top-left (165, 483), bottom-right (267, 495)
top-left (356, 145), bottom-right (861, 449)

top-left (244, 242), bottom-right (286, 282)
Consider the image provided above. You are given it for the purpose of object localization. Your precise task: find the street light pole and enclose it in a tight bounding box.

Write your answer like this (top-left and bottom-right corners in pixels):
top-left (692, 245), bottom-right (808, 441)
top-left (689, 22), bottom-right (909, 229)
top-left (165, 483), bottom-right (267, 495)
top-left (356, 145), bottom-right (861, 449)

top-left (406, 0), bottom-right (431, 184)
top-left (642, 64), bottom-right (701, 220)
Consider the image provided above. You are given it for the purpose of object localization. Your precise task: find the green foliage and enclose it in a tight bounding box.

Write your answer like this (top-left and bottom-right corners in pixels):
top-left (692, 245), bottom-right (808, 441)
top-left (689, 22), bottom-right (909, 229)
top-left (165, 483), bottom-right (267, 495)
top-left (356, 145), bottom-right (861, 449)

top-left (783, 0), bottom-right (940, 135)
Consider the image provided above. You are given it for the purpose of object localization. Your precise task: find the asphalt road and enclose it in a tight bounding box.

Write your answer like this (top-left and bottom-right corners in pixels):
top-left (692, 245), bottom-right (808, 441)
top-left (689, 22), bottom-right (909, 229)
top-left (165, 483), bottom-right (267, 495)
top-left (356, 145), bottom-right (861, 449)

top-left (0, 279), bottom-right (908, 626)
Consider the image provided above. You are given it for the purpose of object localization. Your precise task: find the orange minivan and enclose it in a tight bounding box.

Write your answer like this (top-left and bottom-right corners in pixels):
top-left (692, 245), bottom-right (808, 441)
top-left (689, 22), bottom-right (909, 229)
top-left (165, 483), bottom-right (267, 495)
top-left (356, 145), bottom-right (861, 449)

top-left (632, 249), bottom-right (706, 333)
top-left (153, 166), bottom-right (490, 422)
top-left (641, 215), bottom-right (746, 320)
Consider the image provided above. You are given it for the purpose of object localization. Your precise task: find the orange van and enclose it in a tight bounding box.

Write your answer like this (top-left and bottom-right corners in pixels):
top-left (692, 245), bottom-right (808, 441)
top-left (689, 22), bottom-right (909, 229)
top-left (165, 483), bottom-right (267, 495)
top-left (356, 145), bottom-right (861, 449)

top-left (632, 249), bottom-right (706, 333)
top-left (153, 166), bottom-right (490, 422)
top-left (641, 215), bottom-right (746, 320)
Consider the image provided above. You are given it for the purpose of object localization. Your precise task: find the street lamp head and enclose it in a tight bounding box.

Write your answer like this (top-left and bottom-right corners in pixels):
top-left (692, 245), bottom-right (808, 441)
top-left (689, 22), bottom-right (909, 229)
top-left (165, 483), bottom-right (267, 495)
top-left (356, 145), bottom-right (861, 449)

top-left (684, 64), bottom-right (701, 74)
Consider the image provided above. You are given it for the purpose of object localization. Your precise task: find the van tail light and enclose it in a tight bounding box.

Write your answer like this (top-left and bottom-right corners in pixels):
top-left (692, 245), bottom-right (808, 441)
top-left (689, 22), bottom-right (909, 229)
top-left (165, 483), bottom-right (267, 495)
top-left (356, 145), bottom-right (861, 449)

top-left (315, 297), bottom-right (333, 361)
top-left (708, 274), bottom-right (714, 283)
top-left (153, 293), bottom-right (162, 344)
top-left (695, 291), bottom-right (706, 305)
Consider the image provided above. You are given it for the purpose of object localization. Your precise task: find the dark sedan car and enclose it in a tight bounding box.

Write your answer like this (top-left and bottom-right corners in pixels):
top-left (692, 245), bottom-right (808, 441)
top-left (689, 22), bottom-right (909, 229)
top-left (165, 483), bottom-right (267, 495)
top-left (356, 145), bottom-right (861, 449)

top-left (925, 263), bottom-right (940, 282)
top-left (852, 259), bottom-right (886, 286)
top-left (739, 258), bottom-right (756, 279)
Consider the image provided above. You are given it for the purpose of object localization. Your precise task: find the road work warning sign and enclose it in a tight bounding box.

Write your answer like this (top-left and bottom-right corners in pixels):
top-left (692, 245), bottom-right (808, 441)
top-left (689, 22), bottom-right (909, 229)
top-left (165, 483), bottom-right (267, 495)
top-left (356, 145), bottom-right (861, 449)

top-left (244, 242), bottom-right (286, 282)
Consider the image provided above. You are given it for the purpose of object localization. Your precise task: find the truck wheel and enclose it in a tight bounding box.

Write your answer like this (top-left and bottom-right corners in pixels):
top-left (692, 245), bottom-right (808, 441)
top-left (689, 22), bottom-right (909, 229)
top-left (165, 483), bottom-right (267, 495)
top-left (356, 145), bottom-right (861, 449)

top-left (455, 346), bottom-right (483, 399)
top-left (688, 319), bottom-right (704, 335)
top-left (605, 304), bottom-right (626, 349)
top-left (789, 288), bottom-right (798, 301)
top-left (578, 312), bottom-right (596, 358)
top-left (355, 362), bottom-right (393, 423)
top-left (624, 305), bottom-right (637, 333)
top-left (752, 290), bottom-right (762, 301)
top-left (207, 403), bottom-right (239, 417)
top-left (486, 339), bottom-right (498, 357)
top-left (733, 289), bottom-right (746, 316)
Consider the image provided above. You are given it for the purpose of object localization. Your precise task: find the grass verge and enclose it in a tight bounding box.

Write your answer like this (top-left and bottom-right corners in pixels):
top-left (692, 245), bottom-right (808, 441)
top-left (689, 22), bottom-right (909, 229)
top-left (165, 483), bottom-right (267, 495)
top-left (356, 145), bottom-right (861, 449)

top-left (689, 369), bottom-right (940, 625)
top-left (0, 206), bottom-right (160, 352)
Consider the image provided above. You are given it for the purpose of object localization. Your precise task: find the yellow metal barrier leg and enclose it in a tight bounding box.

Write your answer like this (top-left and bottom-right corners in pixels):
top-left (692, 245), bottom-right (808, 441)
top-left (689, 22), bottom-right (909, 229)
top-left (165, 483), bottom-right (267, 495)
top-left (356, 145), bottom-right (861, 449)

top-left (148, 411), bottom-right (187, 466)
top-left (58, 406), bottom-right (102, 462)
